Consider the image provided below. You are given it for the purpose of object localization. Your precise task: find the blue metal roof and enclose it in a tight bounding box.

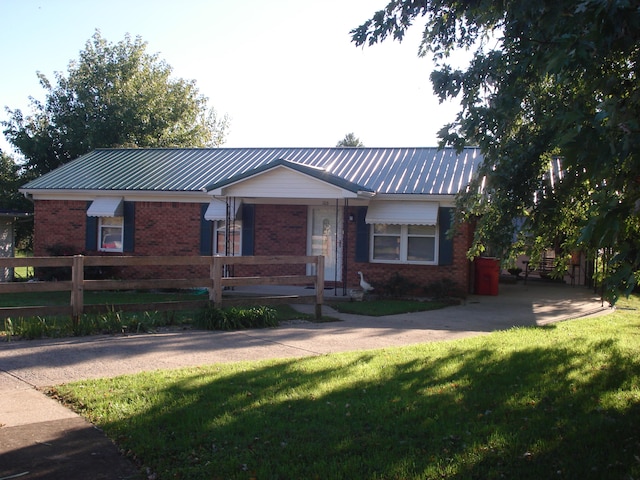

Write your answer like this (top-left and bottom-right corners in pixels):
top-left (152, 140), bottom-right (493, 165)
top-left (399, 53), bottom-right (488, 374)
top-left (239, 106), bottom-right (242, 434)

top-left (21, 147), bottom-right (483, 196)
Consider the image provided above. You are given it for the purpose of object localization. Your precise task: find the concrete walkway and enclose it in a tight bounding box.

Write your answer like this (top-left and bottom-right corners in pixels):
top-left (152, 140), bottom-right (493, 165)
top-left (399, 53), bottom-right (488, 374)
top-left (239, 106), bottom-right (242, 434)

top-left (0, 281), bottom-right (610, 479)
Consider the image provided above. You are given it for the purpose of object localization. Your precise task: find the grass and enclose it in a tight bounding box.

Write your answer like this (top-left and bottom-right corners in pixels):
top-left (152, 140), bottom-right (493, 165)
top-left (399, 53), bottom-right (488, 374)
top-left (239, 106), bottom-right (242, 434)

top-left (2, 291), bottom-right (446, 338)
top-left (50, 295), bottom-right (640, 479)
top-left (12, 250), bottom-right (33, 280)
top-left (1, 290), bottom-right (209, 338)
top-left (0, 291), bottom-right (329, 339)
top-left (330, 298), bottom-right (453, 316)
top-left (0, 289), bottom-right (208, 307)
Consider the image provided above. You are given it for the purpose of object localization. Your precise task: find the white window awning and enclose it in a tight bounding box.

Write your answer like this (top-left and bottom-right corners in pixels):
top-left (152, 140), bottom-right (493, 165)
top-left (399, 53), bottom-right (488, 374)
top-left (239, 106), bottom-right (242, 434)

top-left (204, 200), bottom-right (228, 221)
top-left (87, 197), bottom-right (123, 217)
top-left (365, 201), bottom-right (439, 225)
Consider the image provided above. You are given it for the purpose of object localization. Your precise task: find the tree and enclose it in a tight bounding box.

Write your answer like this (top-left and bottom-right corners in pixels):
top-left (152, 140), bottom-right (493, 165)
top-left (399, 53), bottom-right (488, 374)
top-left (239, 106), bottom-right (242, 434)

top-left (3, 30), bottom-right (229, 177)
top-left (0, 150), bottom-right (33, 250)
top-left (336, 132), bottom-right (365, 147)
top-left (0, 151), bottom-right (25, 210)
top-left (352, 1), bottom-right (640, 303)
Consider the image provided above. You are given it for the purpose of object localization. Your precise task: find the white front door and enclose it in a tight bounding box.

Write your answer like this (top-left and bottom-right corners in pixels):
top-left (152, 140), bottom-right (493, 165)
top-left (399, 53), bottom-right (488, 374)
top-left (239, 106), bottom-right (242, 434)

top-left (308, 206), bottom-right (343, 282)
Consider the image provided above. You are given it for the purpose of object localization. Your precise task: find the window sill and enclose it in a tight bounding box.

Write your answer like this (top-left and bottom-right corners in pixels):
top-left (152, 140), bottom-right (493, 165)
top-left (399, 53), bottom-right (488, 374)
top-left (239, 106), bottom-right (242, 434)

top-left (371, 259), bottom-right (438, 266)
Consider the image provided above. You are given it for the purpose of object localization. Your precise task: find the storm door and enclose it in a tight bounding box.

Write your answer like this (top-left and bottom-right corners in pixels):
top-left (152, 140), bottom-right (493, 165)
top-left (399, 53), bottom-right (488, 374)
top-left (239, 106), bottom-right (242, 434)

top-left (308, 206), bottom-right (343, 282)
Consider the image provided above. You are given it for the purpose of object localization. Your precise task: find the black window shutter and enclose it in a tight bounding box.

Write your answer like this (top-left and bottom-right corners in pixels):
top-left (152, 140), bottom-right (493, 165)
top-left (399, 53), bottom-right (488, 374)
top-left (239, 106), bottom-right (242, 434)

top-left (241, 204), bottom-right (255, 255)
top-left (355, 206), bottom-right (370, 263)
top-left (85, 202), bottom-right (98, 251)
top-left (123, 202), bottom-right (135, 253)
top-left (438, 207), bottom-right (454, 265)
top-left (200, 204), bottom-right (213, 255)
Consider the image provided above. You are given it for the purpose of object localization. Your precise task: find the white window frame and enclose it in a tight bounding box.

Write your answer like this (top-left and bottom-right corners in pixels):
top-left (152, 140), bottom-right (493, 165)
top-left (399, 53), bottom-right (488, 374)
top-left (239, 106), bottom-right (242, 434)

top-left (370, 224), bottom-right (438, 265)
top-left (214, 220), bottom-right (242, 256)
top-left (98, 217), bottom-right (124, 253)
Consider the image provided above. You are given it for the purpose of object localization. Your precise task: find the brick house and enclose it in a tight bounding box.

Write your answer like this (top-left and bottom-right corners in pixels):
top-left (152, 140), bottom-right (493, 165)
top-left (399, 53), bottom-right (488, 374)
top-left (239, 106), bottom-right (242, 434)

top-left (20, 147), bottom-right (483, 294)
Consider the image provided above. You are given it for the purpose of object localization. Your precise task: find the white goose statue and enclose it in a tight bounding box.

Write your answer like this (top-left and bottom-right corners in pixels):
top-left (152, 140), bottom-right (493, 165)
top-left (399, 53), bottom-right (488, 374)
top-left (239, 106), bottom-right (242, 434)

top-left (357, 271), bottom-right (374, 293)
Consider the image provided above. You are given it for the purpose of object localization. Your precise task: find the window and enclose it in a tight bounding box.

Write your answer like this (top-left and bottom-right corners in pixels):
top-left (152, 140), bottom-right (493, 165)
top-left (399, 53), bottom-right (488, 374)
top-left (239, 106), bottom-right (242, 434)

top-left (99, 217), bottom-right (123, 252)
top-left (371, 224), bottom-right (437, 264)
top-left (214, 220), bottom-right (242, 255)
top-left (372, 224), bottom-right (401, 260)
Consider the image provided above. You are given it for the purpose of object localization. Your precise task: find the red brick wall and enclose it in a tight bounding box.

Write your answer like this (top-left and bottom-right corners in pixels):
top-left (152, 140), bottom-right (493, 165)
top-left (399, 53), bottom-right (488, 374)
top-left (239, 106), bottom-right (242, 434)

top-left (235, 204), bottom-right (308, 277)
top-left (248, 204), bottom-right (473, 294)
top-left (33, 200), bottom-right (208, 279)
top-left (134, 202), bottom-right (201, 256)
top-left (342, 206), bottom-right (473, 295)
top-left (33, 200), bottom-right (88, 256)
top-left (127, 202), bottom-right (207, 278)
top-left (33, 200), bottom-right (472, 291)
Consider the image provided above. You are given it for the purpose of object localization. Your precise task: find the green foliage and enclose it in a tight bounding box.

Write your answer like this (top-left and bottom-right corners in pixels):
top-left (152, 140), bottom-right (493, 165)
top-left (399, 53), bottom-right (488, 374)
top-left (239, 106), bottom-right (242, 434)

top-left (0, 151), bottom-right (30, 211)
top-left (74, 309), bottom-right (161, 336)
top-left (424, 277), bottom-right (463, 299)
top-left (377, 272), bottom-right (418, 297)
top-left (35, 243), bottom-right (116, 281)
top-left (332, 298), bottom-right (449, 316)
top-left (336, 132), bottom-right (364, 147)
top-left (352, 1), bottom-right (640, 304)
top-left (376, 273), bottom-right (463, 300)
top-left (0, 150), bottom-right (33, 249)
top-left (51, 297), bottom-right (640, 479)
top-left (3, 317), bottom-right (53, 340)
top-left (2, 310), bottom-right (169, 340)
top-left (195, 304), bottom-right (278, 330)
top-left (3, 30), bottom-right (229, 177)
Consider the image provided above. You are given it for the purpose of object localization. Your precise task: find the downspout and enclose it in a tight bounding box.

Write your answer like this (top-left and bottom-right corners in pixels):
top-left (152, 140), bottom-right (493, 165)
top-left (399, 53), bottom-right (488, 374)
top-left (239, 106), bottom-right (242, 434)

top-left (343, 198), bottom-right (349, 296)
top-left (334, 198), bottom-right (339, 296)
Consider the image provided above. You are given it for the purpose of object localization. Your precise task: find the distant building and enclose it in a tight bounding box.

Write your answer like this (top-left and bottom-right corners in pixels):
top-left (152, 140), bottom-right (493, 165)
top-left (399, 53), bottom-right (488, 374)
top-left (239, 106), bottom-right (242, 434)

top-left (0, 210), bottom-right (30, 281)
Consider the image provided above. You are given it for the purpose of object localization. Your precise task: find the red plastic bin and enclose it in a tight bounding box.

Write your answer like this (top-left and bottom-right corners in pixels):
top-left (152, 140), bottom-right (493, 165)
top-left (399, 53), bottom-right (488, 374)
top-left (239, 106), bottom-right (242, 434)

top-left (475, 257), bottom-right (500, 295)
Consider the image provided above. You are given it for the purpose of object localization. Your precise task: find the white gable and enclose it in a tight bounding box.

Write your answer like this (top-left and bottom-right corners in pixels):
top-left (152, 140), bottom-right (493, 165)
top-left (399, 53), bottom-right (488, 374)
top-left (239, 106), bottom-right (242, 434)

top-left (212, 166), bottom-right (358, 199)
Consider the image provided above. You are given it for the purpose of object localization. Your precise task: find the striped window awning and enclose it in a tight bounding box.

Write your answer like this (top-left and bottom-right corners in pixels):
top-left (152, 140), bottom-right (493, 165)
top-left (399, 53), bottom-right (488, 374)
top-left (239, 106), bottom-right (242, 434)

top-left (204, 200), bottom-right (227, 221)
top-left (365, 201), bottom-right (439, 225)
top-left (87, 197), bottom-right (123, 217)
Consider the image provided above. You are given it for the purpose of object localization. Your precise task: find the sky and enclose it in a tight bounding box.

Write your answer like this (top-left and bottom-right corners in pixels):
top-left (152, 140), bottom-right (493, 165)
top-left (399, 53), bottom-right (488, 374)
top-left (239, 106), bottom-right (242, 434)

top-left (0, 0), bottom-right (464, 156)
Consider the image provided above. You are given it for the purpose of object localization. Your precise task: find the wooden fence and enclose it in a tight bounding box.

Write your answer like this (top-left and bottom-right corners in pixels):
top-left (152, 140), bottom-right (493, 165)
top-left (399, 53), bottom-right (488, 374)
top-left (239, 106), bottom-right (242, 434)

top-left (0, 255), bottom-right (325, 322)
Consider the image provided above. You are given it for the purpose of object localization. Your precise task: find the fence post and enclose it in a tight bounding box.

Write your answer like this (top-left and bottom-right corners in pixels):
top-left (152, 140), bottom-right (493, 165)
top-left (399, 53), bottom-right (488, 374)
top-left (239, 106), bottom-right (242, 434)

top-left (71, 255), bottom-right (84, 327)
top-left (315, 255), bottom-right (324, 320)
top-left (208, 256), bottom-right (215, 302)
top-left (211, 256), bottom-right (223, 307)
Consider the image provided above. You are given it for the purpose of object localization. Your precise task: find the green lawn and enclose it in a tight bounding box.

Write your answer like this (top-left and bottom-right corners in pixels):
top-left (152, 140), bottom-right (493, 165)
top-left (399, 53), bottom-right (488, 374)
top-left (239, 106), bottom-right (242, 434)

top-left (0, 289), bottom-right (208, 307)
top-left (12, 250), bottom-right (33, 280)
top-left (330, 298), bottom-right (453, 316)
top-left (0, 290), bottom-right (323, 339)
top-left (50, 295), bottom-right (640, 479)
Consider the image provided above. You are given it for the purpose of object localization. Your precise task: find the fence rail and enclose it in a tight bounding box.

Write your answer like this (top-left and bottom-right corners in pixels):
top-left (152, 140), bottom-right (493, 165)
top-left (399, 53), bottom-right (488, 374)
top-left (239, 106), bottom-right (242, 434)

top-left (0, 255), bottom-right (325, 323)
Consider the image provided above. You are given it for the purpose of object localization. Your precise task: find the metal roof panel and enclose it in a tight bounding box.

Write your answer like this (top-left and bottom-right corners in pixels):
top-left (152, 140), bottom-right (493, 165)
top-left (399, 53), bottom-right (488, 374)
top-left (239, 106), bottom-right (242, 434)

top-left (21, 147), bottom-right (484, 196)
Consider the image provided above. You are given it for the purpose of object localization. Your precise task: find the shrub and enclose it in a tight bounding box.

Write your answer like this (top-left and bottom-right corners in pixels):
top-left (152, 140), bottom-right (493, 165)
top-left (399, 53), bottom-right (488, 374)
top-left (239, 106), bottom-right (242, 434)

top-left (3, 316), bottom-right (64, 340)
top-left (378, 272), bottom-right (418, 297)
top-left (36, 244), bottom-right (117, 281)
top-left (195, 304), bottom-right (278, 330)
top-left (424, 278), bottom-right (464, 300)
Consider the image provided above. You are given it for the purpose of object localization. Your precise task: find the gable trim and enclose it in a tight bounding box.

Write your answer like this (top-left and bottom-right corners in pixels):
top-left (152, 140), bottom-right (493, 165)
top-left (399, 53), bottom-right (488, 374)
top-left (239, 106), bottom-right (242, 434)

top-left (205, 159), bottom-right (372, 198)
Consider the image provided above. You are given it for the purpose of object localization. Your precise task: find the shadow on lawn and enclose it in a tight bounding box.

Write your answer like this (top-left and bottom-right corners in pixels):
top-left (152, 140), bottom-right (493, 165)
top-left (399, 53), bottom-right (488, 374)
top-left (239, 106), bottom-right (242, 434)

top-left (66, 333), bottom-right (640, 480)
